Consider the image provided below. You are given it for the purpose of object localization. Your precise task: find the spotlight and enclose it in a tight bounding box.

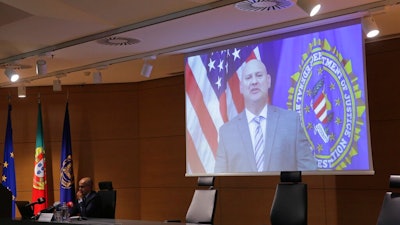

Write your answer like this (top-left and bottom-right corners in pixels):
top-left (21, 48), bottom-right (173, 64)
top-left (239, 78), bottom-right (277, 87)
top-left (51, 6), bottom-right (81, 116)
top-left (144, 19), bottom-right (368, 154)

top-left (36, 59), bottom-right (47, 75)
top-left (4, 67), bottom-right (19, 82)
top-left (141, 62), bottom-right (153, 78)
top-left (141, 55), bottom-right (156, 78)
top-left (18, 85), bottom-right (26, 98)
top-left (93, 71), bottom-right (102, 84)
top-left (297, 0), bottom-right (321, 17)
top-left (362, 16), bottom-right (380, 38)
top-left (53, 79), bottom-right (62, 91)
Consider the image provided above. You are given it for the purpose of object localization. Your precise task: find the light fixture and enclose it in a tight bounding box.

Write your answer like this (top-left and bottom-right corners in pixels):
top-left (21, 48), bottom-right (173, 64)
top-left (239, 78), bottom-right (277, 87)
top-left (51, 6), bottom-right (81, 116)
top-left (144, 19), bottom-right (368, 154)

top-left (4, 67), bottom-right (19, 82)
top-left (93, 71), bottom-right (102, 84)
top-left (362, 16), bottom-right (380, 38)
top-left (18, 85), bottom-right (26, 98)
top-left (36, 59), bottom-right (47, 75)
top-left (53, 79), bottom-right (62, 91)
top-left (141, 62), bottom-right (153, 78)
top-left (141, 55), bottom-right (156, 78)
top-left (297, 0), bottom-right (321, 17)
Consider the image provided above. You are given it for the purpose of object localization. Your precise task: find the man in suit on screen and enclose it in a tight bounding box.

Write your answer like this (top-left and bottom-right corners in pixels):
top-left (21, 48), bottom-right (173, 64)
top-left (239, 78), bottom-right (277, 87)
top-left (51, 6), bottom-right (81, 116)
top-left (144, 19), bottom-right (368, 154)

top-left (214, 59), bottom-right (317, 173)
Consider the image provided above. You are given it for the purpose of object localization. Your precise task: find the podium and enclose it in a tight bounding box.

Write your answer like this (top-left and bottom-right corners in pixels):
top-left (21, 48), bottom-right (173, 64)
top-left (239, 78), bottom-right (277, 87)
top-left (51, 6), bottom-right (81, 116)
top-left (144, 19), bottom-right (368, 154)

top-left (0, 184), bottom-right (12, 219)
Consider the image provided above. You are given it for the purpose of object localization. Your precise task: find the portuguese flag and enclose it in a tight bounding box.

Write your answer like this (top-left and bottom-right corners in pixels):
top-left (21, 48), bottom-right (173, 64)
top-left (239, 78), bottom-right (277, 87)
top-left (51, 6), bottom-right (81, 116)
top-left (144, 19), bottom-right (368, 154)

top-left (32, 101), bottom-right (48, 214)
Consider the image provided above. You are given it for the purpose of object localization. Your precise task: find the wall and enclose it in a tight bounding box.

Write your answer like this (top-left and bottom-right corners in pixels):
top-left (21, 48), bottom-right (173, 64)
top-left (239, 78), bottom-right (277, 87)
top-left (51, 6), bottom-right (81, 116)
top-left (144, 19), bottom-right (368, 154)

top-left (1, 37), bottom-right (400, 225)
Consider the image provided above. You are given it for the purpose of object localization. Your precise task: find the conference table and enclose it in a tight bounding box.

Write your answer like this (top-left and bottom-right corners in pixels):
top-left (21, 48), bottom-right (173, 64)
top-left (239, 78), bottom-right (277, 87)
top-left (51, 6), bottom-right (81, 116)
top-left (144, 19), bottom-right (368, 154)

top-left (0, 218), bottom-right (197, 225)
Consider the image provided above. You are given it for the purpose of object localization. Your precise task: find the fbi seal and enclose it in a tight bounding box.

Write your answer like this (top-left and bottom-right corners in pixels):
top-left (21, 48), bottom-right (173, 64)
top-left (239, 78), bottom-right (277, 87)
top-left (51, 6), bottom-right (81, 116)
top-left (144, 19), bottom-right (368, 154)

top-left (287, 38), bottom-right (366, 170)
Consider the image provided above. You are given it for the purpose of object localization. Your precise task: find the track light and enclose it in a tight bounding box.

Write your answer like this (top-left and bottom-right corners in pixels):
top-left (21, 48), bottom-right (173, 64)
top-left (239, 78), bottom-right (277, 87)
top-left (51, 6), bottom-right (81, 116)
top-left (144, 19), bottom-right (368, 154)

top-left (53, 79), bottom-right (62, 91)
top-left (141, 62), bottom-right (153, 78)
top-left (36, 59), bottom-right (47, 75)
top-left (4, 67), bottom-right (19, 82)
top-left (18, 85), bottom-right (26, 98)
top-left (93, 71), bottom-right (102, 84)
top-left (297, 0), bottom-right (321, 17)
top-left (362, 16), bottom-right (380, 38)
top-left (141, 55), bottom-right (156, 78)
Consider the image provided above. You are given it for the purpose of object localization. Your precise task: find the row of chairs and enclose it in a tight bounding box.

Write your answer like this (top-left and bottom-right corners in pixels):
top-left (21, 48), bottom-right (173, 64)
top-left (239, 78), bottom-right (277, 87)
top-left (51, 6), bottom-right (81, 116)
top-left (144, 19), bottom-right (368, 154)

top-left (270, 172), bottom-right (400, 225)
top-left (100, 177), bottom-right (218, 224)
top-left (172, 173), bottom-right (301, 225)
top-left (97, 173), bottom-right (400, 225)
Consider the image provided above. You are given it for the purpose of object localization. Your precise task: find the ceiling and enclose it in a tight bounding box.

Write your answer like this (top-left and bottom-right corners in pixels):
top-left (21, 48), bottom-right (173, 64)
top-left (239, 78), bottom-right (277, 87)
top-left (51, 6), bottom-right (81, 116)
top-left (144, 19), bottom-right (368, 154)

top-left (0, 0), bottom-right (399, 89)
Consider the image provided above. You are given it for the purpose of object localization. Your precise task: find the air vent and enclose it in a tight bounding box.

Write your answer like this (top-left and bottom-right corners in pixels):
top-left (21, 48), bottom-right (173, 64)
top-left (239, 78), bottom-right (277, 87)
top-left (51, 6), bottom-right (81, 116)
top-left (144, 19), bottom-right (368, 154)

top-left (235, 0), bottom-right (293, 12)
top-left (97, 36), bottom-right (140, 46)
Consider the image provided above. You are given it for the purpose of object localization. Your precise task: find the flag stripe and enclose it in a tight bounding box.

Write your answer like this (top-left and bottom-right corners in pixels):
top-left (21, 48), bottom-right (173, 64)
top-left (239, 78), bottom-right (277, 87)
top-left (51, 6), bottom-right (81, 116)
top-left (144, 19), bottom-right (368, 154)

top-left (186, 129), bottom-right (206, 173)
top-left (227, 72), bottom-right (244, 114)
top-left (185, 61), bottom-right (219, 155)
top-left (186, 94), bottom-right (216, 172)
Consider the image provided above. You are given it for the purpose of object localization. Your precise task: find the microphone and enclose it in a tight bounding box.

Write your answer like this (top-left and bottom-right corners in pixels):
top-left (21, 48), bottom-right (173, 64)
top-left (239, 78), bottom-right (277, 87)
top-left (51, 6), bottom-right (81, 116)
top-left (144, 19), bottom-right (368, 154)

top-left (25, 197), bottom-right (46, 208)
top-left (40, 201), bottom-right (62, 213)
top-left (67, 201), bottom-right (74, 208)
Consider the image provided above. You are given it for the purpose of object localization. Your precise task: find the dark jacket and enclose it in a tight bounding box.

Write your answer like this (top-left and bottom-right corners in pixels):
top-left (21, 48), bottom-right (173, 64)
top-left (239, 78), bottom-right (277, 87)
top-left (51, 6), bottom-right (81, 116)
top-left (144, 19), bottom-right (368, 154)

top-left (70, 191), bottom-right (102, 218)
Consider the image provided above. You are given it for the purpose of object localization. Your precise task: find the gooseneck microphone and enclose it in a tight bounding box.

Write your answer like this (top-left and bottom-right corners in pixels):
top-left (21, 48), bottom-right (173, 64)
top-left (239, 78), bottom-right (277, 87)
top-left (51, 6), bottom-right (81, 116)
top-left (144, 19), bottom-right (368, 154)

top-left (40, 201), bottom-right (62, 213)
top-left (25, 197), bottom-right (46, 208)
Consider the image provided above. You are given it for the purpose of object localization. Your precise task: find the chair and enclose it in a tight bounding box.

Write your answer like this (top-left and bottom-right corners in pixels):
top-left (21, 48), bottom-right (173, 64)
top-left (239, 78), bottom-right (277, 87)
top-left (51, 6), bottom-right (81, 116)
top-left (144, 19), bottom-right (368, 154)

top-left (270, 171), bottom-right (307, 225)
top-left (0, 185), bottom-right (12, 219)
top-left (97, 181), bottom-right (117, 219)
top-left (166, 176), bottom-right (217, 224)
top-left (376, 175), bottom-right (400, 225)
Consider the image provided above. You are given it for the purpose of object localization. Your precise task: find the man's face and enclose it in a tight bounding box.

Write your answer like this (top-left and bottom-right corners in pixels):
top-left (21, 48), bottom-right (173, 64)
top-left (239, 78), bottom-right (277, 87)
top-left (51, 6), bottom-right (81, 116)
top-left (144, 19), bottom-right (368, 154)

top-left (78, 180), bottom-right (91, 196)
top-left (240, 59), bottom-right (271, 104)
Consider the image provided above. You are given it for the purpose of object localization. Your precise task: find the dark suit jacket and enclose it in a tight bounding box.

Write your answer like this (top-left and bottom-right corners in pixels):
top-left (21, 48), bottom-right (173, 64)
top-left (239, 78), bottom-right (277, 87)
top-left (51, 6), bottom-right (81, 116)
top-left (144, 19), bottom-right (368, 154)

top-left (70, 191), bottom-right (102, 218)
top-left (214, 105), bottom-right (317, 173)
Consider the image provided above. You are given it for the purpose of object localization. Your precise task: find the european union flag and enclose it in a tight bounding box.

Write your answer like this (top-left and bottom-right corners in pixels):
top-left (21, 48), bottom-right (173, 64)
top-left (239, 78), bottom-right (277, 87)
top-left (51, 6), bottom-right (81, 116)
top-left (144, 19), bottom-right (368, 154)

top-left (60, 102), bottom-right (75, 203)
top-left (2, 104), bottom-right (17, 218)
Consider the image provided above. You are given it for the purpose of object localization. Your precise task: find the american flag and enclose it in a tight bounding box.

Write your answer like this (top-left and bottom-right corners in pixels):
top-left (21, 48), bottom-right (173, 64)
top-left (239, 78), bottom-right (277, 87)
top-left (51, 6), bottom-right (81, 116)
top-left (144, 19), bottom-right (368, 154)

top-left (185, 45), bottom-right (262, 174)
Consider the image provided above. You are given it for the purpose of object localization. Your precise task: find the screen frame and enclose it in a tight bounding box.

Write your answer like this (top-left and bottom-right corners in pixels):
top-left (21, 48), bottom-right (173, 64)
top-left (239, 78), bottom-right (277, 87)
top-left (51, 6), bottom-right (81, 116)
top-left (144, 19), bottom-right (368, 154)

top-left (185, 18), bottom-right (374, 177)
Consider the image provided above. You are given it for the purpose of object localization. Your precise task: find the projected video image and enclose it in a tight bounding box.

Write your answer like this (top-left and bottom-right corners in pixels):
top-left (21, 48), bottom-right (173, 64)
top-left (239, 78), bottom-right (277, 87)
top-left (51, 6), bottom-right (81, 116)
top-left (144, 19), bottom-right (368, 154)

top-left (185, 20), bottom-right (372, 176)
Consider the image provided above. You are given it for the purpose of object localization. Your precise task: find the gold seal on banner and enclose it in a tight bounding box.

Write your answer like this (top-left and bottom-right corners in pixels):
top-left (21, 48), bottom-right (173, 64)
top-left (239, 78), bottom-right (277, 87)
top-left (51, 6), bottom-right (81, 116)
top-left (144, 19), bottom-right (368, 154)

top-left (287, 38), bottom-right (366, 170)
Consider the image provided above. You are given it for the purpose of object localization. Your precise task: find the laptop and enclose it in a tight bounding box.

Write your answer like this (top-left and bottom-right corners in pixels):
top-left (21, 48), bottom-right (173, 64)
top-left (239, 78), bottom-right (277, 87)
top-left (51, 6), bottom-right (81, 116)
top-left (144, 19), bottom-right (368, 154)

top-left (15, 201), bottom-right (34, 220)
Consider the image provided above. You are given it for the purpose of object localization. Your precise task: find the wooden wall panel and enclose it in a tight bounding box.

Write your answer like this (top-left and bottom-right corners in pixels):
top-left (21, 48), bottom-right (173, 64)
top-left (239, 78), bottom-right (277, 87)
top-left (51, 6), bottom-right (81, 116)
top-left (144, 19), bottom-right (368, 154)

top-left (140, 188), bottom-right (193, 221)
top-left (138, 77), bottom-right (185, 138)
top-left (308, 189), bottom-right (327, 225)
top-left (216, 188), bottom-right (272, 225)
top-left (115, 188), bottom-right (140, 219)
top-left (139, 136), bottom-right (192, 187)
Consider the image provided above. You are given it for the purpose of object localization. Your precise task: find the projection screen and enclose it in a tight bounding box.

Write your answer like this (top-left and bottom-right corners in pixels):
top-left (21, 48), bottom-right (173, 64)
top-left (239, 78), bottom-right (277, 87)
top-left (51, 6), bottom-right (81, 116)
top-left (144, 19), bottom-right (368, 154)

top-left (185, 19), bottom-right (373, 176)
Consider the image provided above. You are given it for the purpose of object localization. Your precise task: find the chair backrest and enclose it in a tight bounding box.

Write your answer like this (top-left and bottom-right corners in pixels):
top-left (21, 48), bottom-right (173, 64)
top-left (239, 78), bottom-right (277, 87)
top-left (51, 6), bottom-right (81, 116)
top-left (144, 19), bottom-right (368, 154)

top-left (99, 181), bottom-right (113, 190)
top-left (97, 181), bottom-right (116, 219)
top-left (185, 177), bottom-right (217, 224)
top-left (0, 185), bottom-right (12, 219)
top-left (376, 175), bottom-right (400, 225)
top-left (270, 171), bottom-right (307, 225)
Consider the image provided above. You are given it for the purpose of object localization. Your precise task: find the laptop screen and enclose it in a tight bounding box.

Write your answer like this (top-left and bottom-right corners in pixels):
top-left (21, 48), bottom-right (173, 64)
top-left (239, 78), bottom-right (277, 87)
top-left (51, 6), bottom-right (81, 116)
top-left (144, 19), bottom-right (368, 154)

top-left (15, 201), bottom-right (34, 220)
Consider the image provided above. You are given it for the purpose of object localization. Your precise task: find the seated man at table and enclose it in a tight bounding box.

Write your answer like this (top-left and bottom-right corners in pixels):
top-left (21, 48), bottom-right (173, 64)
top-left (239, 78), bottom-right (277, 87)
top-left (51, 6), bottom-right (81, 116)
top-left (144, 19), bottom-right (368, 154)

top-left (69, 177), bottom-right (102, 218)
